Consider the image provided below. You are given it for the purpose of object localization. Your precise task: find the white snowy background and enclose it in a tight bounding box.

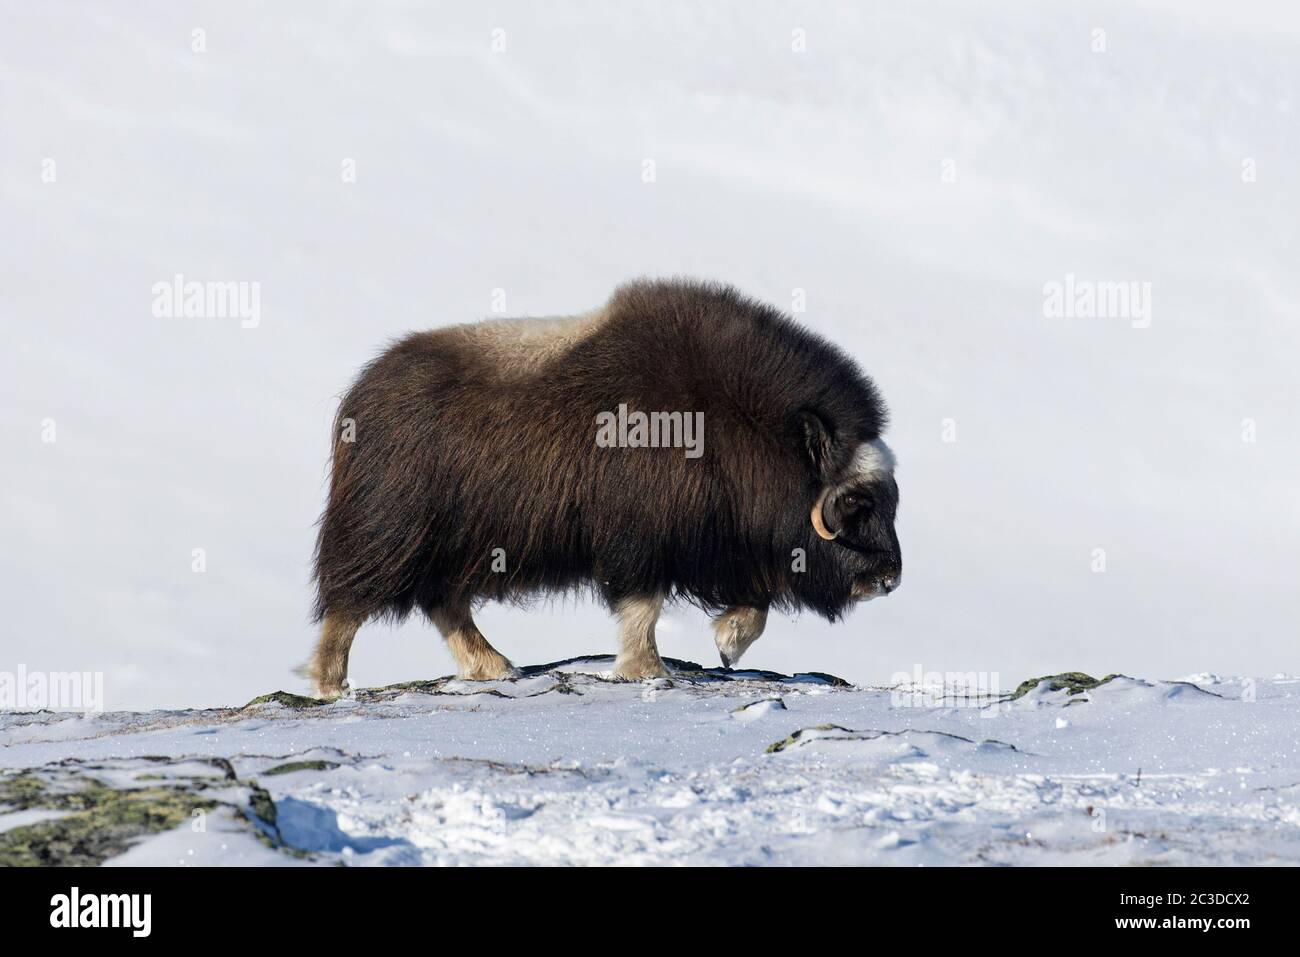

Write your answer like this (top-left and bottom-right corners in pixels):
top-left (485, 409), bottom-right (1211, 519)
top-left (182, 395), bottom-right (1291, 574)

top-left (3, 1), bottom-right (1298, 712)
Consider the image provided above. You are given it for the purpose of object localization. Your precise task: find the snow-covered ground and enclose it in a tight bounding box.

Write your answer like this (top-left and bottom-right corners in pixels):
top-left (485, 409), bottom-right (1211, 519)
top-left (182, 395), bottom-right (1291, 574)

top-left (3, 660), bottom-right (1298, 866)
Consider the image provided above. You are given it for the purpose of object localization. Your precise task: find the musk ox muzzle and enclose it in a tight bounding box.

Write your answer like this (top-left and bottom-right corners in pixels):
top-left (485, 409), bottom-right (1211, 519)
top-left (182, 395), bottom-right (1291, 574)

top-left (306, 278), bottom-right (901, 698)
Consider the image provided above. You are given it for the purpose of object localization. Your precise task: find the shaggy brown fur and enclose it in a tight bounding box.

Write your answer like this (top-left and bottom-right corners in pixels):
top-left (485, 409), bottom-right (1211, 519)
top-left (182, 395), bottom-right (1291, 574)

top-left (308, 278), bottom-right (899, 696)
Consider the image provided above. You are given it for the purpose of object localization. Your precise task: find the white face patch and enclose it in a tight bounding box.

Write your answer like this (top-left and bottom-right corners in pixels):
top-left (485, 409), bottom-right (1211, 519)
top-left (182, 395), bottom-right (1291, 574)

top-left (847, 438), bottom-right (896, 480)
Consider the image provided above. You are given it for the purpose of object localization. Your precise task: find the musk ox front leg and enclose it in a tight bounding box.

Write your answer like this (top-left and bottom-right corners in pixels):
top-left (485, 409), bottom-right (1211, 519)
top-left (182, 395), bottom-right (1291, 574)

top-left (612, 593), bottom-right (668, 681)
top-left (712, 606), bottom-right (768, 668)
top-left (427, 604), bottom-right (519, 681)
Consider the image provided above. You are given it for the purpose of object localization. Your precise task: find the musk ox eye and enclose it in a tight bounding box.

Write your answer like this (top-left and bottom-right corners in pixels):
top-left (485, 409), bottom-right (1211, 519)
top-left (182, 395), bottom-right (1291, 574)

top-left (842, 494), bottom-right (873, 514)
top-left (842, 493), bottom-right (867, 511)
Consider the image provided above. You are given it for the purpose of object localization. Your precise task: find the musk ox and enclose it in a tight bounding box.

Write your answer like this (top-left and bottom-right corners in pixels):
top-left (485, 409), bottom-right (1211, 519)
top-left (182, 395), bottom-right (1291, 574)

top-left (307, 279), bottom-right (901, 698)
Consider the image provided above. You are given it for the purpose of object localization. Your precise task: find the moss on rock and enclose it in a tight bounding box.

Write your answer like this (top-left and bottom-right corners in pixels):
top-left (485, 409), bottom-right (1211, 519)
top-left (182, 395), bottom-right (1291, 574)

top-left (262, 760), bottom-right (339, 777)
top-left (246, 783), bottom-right (278, 829)
top-left (765, 723), bottom-right (849, 753)
top-left (242, 690), bottom-right (327, 710)
top-left (0, 756), bottom-right (308, 866)
top-left (1010, 672), bottom-right (1121, 700)
top-left (0, 777), bottom-right (216, 867)
top-left (730, 698), bottom-right (787, 714)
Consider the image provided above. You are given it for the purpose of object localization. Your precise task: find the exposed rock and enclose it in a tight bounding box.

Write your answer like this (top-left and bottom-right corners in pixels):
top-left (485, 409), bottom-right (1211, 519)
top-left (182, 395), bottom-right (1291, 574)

top-left (261, 760), bottom-right (341, 776)
top-left (766, 724), bottom-right (1019, 754)
top-left (1009, 672), bottom-right (1121, 700)
top-left (0, 772), bottom-right (217, 866)
top-left (243, 691), bottom-right (327, 710)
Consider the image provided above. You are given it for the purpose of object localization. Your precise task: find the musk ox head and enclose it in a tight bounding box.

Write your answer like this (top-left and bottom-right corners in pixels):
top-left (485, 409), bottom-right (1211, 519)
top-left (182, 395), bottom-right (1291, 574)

top-left (802, 413), bottom-right (902, 607)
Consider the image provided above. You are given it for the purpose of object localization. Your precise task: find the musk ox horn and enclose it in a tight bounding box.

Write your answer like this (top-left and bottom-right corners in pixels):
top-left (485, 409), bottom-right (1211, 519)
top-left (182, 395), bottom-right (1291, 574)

top-left (811, 487), bottom-right (838, 541)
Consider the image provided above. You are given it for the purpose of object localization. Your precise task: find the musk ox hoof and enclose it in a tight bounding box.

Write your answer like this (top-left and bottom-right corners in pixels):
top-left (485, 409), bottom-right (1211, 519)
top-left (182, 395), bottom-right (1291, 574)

top-left (456, 658), bottom-right (520, 681)
top-left (314, 677), bottom-right (351, 701)
top-left (713, 607), bottom-right (768, 670)
top-left (612, 657), bottom-right (670, 682)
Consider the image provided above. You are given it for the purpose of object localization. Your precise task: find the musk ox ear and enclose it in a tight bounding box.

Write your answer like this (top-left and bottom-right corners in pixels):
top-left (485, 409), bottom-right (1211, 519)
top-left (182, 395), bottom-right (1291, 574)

top-left (798, 410), bottom-right (837, 483)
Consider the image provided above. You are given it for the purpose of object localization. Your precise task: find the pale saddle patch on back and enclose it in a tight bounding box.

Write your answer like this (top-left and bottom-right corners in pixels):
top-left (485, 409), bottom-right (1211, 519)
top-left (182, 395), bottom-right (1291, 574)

top-left (451, 308), bottom-right (609, 381)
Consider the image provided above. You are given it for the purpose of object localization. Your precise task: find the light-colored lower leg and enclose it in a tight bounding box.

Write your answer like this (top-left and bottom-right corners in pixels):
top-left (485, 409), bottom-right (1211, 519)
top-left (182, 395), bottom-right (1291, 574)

top-left (712, 606), bottom-right (768, 668)
top-left (612, 593), bottom-right (668, 681)
top-left (308, 613), bottom-right (362, 699)
top-left (428, 604), bottom-right (518, 680)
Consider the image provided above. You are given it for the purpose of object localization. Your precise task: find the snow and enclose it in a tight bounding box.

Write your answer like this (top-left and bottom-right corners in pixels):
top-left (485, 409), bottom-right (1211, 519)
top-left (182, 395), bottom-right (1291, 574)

top-left (4, 660), bottom-right (1298, 865)
top-left (0, 809), bottom-right (68, 835)
top-left (3, 3), bottom-right (1300, 711)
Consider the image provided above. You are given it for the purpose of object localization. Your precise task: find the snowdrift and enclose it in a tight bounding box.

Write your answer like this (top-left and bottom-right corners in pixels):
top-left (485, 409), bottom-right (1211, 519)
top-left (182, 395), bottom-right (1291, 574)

top-left (3, 660), bottom-right (1297, 866)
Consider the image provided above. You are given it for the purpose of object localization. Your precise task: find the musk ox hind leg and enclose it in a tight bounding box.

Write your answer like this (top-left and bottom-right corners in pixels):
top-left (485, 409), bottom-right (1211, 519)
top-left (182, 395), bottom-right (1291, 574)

top-left (612, 593), bottom-right (668, 681)
top-left (427, 604), bottom-right (520, 681)
top-left (307, 613), bottom-right (363, 700)
top-left (712, 606), bottom-right (769, 669)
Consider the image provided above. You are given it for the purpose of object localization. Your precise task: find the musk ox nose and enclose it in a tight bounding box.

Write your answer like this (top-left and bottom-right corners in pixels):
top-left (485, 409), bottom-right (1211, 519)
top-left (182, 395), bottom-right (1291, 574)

top-left (879, 572), bottom-right (900, 594)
